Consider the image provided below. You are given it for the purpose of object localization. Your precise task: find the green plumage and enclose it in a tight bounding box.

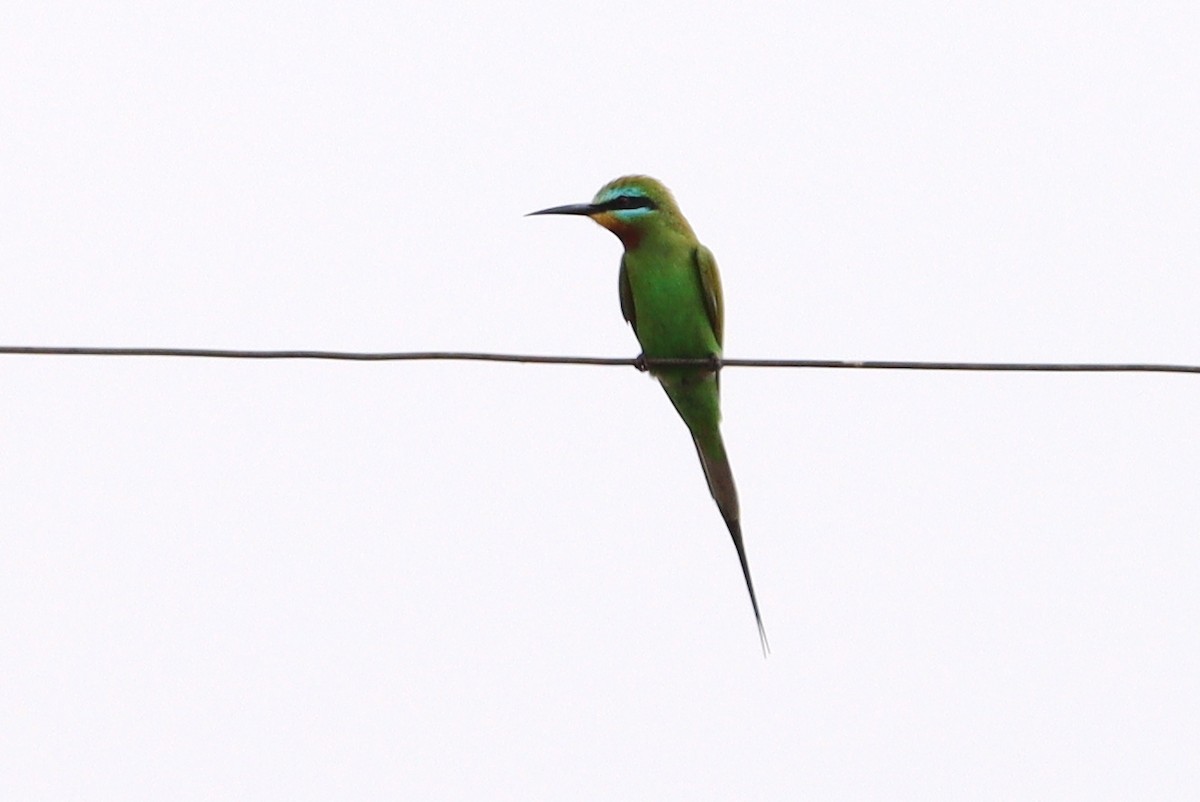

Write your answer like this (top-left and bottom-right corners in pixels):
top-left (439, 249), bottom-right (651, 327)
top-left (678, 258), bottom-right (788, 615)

top-left (530, 175), bottom-right (768, 654)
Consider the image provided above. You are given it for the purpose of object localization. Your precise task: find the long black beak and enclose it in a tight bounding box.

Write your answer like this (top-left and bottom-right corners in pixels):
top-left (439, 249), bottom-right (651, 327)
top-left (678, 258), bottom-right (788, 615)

top-left (526, 203), bottom-right (600, 217)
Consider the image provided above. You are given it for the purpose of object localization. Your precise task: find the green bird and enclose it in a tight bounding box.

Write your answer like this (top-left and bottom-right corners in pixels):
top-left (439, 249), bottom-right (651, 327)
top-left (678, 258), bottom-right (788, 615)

top-left (529, 175), bottom-right (768, 653)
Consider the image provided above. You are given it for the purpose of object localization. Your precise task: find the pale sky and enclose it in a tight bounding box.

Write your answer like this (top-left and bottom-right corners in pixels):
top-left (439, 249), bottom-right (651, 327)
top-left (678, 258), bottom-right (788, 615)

top-left (2, 2), bottom-right (1198, 799)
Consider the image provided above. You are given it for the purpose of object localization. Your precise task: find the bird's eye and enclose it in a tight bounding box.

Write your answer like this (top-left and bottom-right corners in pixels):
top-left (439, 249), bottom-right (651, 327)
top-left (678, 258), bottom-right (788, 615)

top-left (606, 194), bottom-right (654, 211)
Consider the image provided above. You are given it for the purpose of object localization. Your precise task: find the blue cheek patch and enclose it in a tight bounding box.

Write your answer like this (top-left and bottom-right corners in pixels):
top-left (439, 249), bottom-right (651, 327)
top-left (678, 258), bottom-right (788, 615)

top-left (593, 185), bottom-right (656, 220)
top-left (610, 207), bottom-right (655, 220)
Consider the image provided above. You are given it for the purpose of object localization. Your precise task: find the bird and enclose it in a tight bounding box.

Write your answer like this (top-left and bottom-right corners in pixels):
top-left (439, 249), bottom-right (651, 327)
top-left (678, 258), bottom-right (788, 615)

top-left (528, 175), bottom-right (768, 654)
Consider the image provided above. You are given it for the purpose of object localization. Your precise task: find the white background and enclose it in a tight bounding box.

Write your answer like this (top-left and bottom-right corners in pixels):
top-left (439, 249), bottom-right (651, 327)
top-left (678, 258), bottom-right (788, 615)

top-left (2, 2), bottom-right (1198, 799)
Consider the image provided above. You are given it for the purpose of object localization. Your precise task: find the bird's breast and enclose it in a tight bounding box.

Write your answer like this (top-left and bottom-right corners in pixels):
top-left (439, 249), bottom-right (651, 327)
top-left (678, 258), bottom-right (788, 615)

top-left (624, 251), bottom-right (719, 359)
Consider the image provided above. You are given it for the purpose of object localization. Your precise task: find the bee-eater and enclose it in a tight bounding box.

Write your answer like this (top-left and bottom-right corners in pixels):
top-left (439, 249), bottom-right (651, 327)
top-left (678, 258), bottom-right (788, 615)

top-left (529, 175), bottom-right (768, 654)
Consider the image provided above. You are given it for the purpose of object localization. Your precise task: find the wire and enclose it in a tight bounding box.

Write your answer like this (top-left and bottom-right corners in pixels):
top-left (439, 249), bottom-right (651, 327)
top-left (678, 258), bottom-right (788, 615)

top-left (1, 345), bottom-right (1198, 374)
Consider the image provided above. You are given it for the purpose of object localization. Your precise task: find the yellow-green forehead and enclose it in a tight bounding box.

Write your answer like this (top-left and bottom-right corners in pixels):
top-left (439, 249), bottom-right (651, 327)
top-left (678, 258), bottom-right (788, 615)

top-left (592, 175), bottom-right (671, 205)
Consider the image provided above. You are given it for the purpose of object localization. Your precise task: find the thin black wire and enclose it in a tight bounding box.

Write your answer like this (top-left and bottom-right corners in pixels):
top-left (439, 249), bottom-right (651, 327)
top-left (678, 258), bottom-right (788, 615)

top-left (1, 345), bottom-right (1198, 374)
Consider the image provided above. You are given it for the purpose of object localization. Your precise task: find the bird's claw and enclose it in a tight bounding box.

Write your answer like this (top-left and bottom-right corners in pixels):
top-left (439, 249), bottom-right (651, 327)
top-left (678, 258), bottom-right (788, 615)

top-left (633, 353), bottom-right (649, 372)
top-left (707, 354), bottom-right (723, 372)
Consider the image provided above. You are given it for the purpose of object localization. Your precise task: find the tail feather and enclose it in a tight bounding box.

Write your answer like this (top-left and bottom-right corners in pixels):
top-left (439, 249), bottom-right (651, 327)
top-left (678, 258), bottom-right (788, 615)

top-left (663, 374), bottom-right (769, 655)
top-left (692, 436), bottom-right (770, 656)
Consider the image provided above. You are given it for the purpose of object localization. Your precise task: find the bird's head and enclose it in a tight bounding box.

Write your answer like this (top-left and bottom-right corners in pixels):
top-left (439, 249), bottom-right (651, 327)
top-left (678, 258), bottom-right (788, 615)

top-left (528, 175), bottom-right (693, 248)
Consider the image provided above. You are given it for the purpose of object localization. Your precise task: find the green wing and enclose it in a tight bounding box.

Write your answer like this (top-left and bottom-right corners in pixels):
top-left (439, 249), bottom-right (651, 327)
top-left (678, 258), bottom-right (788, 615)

top-left (618, 256), bottom-right (638, 337)
top-left (693, 245), bottom-right (724, 347)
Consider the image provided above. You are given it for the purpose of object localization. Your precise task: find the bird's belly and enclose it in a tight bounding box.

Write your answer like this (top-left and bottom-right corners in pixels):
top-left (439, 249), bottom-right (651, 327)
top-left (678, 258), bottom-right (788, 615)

top-left (636, 308), bottom-right (715, 358)
top-left (629, 269), bottom-right (718, 359)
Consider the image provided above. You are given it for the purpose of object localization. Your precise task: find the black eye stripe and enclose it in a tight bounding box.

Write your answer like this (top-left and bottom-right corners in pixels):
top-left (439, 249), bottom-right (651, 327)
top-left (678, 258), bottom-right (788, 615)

top-left (600, 195), bottom-right (656, 211)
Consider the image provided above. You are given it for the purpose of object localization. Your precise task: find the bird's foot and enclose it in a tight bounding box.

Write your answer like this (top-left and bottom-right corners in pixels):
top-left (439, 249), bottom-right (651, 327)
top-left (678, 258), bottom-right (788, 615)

top-left (707, 354), bottom-right (723, 372)
top-left (633, 353), bottom-right (649, 372)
